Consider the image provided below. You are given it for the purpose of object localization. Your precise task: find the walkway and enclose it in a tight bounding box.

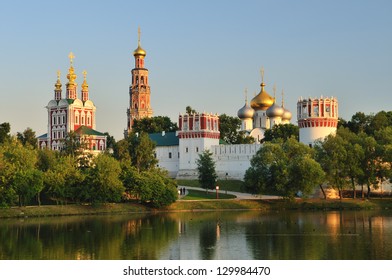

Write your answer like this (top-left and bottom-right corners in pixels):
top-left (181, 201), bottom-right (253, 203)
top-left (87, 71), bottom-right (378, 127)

top-left (177, 186), bottom-right (281, 200)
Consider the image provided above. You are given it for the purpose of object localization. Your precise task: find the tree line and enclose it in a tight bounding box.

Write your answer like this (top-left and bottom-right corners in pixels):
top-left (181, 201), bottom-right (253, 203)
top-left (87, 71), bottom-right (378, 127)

top-left (0, 123), bottom-right (177, 208)
top-left (244, 110), bottom-right (392, 199)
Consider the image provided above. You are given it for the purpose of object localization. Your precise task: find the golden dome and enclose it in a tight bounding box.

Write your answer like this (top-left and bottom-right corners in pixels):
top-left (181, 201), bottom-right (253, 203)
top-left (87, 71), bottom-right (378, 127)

top-left (133, 45), bottom-right (146, 57)
top-left (250, 82), bottom-right (274, 111)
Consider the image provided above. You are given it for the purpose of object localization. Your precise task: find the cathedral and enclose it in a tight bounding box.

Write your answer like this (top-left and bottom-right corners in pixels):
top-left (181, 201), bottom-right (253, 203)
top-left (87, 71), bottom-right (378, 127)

top-left (38, 53), bottom-right (107, 153)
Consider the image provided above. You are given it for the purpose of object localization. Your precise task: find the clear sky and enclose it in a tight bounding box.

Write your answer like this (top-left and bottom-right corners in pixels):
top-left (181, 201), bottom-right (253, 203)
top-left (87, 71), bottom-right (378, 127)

top-left (0, 0), bottom-right (391, 140)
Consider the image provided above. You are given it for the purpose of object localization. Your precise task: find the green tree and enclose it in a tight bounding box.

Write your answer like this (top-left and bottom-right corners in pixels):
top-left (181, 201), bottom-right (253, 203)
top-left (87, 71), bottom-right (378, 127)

top-left (113, 138), bottom-right (131, 162)
top-left (86, 154), bottom-right (124, 203)
top-left (127, 132), bottom-right (158, 172)
top-left (17, 127), bottom-right (37, 148)
top-left (132, 116), bottom-right (178, 134)
top-left (315, 134), bottom-right (349, 199)
top-left (13, 169), bottom-right (44, 206)
top-left (0, 139), bottom-right (38, 206)
top-left (245, 139), bottom-right (324, 199)
top-left (104, 132), bottom-right (116, 152)
top-left (196, 150), bottom-right (217, 190)
top-left (263, 124), bottom-right (299, 142)
top-left (219, 114), bottom-right (254, 144)
top-left (346, 112), bottom-right (371, 134)
top-left (0, 122), bottom-right (11, 144)
top-left (185, 106), bottom-right (198, 114)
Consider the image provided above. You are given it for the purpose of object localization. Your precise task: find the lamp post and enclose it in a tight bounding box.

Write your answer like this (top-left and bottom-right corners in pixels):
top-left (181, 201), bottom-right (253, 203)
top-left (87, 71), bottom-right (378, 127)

top-left (216, 185), bottom-right (219, 199)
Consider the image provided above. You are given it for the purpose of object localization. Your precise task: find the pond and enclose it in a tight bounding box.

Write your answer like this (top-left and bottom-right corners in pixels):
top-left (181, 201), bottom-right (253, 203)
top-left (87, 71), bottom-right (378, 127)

top-left (1, 210), bottom-right (391, 259)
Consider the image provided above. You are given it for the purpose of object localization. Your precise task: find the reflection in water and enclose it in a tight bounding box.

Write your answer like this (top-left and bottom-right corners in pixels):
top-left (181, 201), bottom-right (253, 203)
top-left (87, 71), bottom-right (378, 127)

top-left (1, 211), bottom-right (392, 260)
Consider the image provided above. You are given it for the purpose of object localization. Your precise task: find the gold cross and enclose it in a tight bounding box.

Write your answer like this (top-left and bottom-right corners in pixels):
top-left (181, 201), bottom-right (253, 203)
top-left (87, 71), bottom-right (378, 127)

top-left (83, 70), bottom-right (87, 80)
top-left (244, 88), bottom-right (248, 103)
top-left (260, 67), bottom-right (264, 83)
top-left (68, 52), bottom-right (75, 65)
top-left (273, 83), bottom-right (276, 98)
top-left (138, 26), bottom-right (141, 46)
top-left (57, 70), bottom-right (61, 79)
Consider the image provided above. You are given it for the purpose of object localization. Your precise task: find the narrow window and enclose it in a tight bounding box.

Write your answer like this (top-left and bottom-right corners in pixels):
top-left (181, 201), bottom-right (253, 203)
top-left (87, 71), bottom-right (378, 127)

top-left (169, 152), bottom-right (172, 159)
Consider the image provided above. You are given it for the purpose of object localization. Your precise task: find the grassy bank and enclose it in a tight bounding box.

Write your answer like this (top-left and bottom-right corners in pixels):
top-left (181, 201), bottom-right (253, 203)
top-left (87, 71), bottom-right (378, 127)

top-left (0, 203), bottom-right (150, 219)
top-left (2, 198), bottom-right (392, 219)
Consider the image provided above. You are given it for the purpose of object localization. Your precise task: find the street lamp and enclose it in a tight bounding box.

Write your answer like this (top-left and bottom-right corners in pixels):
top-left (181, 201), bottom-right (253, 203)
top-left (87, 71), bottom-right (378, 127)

top-left (216, 185), bottom-right (219, 199)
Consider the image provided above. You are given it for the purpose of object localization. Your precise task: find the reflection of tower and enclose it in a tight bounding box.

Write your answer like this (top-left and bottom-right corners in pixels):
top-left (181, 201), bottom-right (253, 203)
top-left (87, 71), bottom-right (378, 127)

top-left (126, 27), bottom-right (153, 135)
top-left (297, 96), bottom-right (338, 147)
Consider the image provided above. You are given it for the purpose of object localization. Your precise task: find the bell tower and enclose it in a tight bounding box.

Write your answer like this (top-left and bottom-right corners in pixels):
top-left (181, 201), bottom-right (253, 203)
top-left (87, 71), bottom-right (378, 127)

top-left (126, 27), bottom-right (153, 135)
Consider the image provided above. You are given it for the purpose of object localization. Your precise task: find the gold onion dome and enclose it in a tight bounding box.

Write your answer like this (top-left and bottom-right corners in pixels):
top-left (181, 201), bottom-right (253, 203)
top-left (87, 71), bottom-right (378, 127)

top-left (266, 102), bottom-right (284, 118)
top-left (237, 101), bottom-right (255, 119)
top-left (66, 52), bottom-right (77, 85)
top-left (250, 82), bottom-right (274, 111)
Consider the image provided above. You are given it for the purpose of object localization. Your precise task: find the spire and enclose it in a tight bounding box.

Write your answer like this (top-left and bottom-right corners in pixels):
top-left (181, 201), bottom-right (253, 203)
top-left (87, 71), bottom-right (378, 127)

top-left (54, 70), bottom-right (62, 100)
top-left (66, 52), bottom-right (77, 99)
top-left (66, 52), bottom-right (77, 86)
top-left (244, 88), bottom-right (248, 105)
top-left (133, 27), bottom-right (146, 57)
top-left (273, 83), bottom-right (277, 100)
top-left (281, 89), bottom-right (285, 107)
top-left (81, 70), bottom-right (89, 102)
top-left (259, 67), bottom-right (266, 90)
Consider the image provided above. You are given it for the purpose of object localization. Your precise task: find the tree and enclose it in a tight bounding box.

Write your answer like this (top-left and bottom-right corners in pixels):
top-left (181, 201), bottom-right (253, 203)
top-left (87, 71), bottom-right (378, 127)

top-left (104, 132), bottom-right (116, 152)
top-left (0, 139), bottom-right (38, 206)
top-left (17, 127), bottom-right (37, 148)
top-left (0, 122), bottom-right (11, 144)
top-left (85, 154), bottom-right (124, 203)
top-left (315, 135), bottom-right (349, 199)
top-left (120, 164), bottom-right (177, 207)
top-left (219, 114), bottom-right (254, 144)
top-left (244, 138), bottom-right (324, 199)
top-left (185, 106), bottom-right (197, 114)
top-left (346, 112), bottom-right (371, 134)
top-left (113, 138), bottom-right (131, 162)
top-left (132, 116), bottom-right (178, 134)
top-left (127, 132), bottom-right (158, 172)
top-left (263, 124), bottom-right (299, 142)
top-left (196, 150), bottom-right (217, 190)
top-left (13, 169), bottom-right (44, 206)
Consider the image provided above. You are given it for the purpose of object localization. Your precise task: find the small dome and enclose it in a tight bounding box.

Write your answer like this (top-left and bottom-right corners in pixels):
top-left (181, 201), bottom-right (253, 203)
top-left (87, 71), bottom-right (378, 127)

top-left (266, 102), bottom-right (284, 118)
top-left (250, 83), bottom-right (274, 111)
top-left (282, 108), bottom-right (292, 121)
top-left (133, 45), bottom-right (146, 57)
top-left (237, 102), bottom-right (255, 119)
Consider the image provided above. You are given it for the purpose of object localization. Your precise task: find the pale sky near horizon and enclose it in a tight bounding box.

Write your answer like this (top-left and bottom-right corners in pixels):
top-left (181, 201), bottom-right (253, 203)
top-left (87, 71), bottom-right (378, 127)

top-left (0, 0), bottom-right (391, 140)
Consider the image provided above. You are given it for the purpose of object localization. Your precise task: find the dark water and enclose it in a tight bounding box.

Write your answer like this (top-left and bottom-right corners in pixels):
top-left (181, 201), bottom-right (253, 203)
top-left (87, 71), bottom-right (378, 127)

top-left (1, 210), bottom-right (392, 260)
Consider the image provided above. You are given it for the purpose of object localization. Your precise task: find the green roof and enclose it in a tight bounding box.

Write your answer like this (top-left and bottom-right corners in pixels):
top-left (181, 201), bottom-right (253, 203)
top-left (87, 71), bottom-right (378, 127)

top-left (149, 132), bottom-right (179, 146)
top-left (66, 99), bottom-right (74, 105)
top-left (75, 126), bottom-right (106, 136)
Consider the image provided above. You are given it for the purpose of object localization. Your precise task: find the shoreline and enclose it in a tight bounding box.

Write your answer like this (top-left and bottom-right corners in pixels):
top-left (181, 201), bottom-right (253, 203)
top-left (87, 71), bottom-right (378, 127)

top-left (1, 198), bottom-right (392, 219)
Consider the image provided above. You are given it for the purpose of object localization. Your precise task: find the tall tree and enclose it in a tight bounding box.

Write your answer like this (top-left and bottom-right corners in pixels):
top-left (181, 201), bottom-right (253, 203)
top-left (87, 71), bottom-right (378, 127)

top-left (0, 122), bottom-right (11, 144)
top-left (17, 127), bottom-right (37, 148)
top-left (196, 150), bottom-right (217, 190)
top-left (127, 132), bottom-right (158, 172)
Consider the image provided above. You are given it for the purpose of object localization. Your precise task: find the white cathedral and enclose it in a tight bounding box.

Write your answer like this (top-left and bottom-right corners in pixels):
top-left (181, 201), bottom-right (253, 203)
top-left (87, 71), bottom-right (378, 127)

top-left (128, 30), bottom-right (339, 180)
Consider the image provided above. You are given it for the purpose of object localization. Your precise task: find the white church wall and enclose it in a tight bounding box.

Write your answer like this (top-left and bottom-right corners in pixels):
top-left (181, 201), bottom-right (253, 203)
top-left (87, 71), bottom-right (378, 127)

top-left (155, 146), bottom-right (179, 178)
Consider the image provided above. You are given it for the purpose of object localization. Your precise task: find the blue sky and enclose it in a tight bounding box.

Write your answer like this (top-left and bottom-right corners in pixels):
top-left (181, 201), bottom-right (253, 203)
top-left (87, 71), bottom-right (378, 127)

top-left (0, 0), bottom-right (391, 140)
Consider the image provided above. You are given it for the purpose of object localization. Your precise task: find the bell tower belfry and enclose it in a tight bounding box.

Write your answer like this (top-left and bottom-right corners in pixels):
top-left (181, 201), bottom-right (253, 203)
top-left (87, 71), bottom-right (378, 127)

top-left (126, 27), bottom-right (153, 135)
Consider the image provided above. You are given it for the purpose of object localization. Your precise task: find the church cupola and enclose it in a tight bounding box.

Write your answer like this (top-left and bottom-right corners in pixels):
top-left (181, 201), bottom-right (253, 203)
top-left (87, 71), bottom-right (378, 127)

top-left (66, 52), bottom-right (77, 100)
top-left (54, 70), bottom-right (62, 101)
top-left (133, 27), bottom-right (146, 68)
top-left (81, 70), bottom-right (89, 102)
